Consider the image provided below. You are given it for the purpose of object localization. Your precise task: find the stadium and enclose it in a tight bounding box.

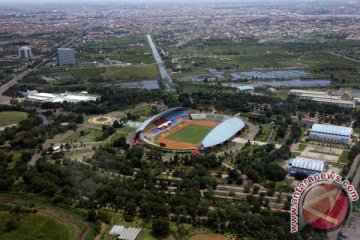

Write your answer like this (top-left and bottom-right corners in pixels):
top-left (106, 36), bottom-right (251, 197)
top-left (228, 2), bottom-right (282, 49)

top-left (135, 107), bottom-right (245, 151)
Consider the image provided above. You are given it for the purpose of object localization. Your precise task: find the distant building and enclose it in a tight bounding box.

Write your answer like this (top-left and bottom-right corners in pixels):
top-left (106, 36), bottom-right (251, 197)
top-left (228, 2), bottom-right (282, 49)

top-left (289, 89), bottom-right (327, 97)
top-left (236, 85), bottom-right (255, 94)
top-left (19, 46), bottom-right (32, 58)
top-left (24, 90), bottom-right (98, 103)
top-left (57, 48), bottom-right (75, 65)
top-left (289, 89), bottom-right (355, 109)
top-left (109, 225), bottom-right (141, 240)
top-left (288, 157), bottom-right (326, 176)
top-left (309, 123), bottom-right (353, 144)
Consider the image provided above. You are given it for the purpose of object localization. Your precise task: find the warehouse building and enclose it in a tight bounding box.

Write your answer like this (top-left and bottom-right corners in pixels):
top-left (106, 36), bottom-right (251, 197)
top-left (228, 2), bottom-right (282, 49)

top-left (289, 89), bottom-right (328, 97)
top-left (109, 225), bottom-right (141, 240)
top-left (24, 90), bottom-right (98, 103)
top-left (236, 85), bottom-right (255, 94)
top-left (288, 157), bottom-right (326, 176)
top-left (309, 123), bottom-right (353, 144)
top-left (289, 89), bottom-right (355, 108)
top-left (289, 89), bottom-right (355, 109)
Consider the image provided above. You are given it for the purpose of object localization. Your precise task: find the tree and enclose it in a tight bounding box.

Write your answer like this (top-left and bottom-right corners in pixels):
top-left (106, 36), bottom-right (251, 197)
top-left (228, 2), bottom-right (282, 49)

top-left (112, 120), bottom-right (123, 128)
top-left (152, 218), bottom-right (170, 237)
top-left (87, 209), bottom-right (96, 222)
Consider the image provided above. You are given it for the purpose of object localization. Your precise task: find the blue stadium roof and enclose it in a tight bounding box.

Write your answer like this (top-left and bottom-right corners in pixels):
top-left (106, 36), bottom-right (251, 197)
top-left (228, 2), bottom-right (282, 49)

top-left (136, 107), bottom-right (185, 134)
top-left (201, 117), bottom-right (245, 148)
top-left (290, 157), bottom-right (325, 172)
top-left (311, 123), bottom-right (353, 136)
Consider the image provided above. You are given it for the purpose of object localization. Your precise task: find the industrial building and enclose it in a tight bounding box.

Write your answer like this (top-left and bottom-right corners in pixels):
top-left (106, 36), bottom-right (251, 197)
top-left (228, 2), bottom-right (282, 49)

top-left (109, 226), bottom-right (141, 240)
top-left (236, 85), bottom-right (255, 94)
top-left (24, 90), bottom-right (97, 103)
top-left (289, 89), bottom-right (328, 97)
top-left (18, 46), bottom-right (32, 58)
top-left (289, 89), bottom-right (355, 109)
top-left (309, 123), bottom-right (353, 144)
top-left (57, 48), bottom-right (75, 65)
top-left (288, 157), bottom-right (326, 176)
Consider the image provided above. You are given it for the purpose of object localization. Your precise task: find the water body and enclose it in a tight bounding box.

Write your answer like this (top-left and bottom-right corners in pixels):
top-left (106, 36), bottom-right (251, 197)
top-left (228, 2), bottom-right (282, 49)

top-left (105, 80), bottom-right (160, 90)
top-left (226, 79), bottom-right (331, 88)
top-left (146, 34), bottom-right (174, 91)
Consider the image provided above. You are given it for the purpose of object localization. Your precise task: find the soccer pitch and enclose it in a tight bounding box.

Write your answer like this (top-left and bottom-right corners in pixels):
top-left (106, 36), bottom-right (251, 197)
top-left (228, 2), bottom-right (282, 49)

top-left (165, 124), bottom-right (214, 144)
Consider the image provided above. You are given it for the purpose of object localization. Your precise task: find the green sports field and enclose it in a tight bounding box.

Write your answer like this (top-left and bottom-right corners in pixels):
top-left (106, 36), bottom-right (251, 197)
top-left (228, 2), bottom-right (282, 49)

top-left (0, 111), bottom-right (28, 127)
top-left (0, 212), bottom-right (70, 240)
top-left (165, 124), bottom-right (214, 144)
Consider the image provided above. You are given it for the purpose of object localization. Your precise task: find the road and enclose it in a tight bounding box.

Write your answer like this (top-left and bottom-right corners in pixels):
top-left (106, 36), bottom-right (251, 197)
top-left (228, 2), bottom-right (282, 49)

top-left (329, 52), bottom-right (360, 64)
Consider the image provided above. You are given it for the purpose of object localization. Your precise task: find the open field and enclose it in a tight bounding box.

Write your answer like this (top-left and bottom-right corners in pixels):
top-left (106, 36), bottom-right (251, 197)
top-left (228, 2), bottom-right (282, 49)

top-left (0, 193), bottom-right (89, 240)
top-left (62, 128), bottom-right (103, 143)
top-left (188, 233), bottom-right (231, 240)
top-left (0, 213), bottom-right (70, 240)
top-left (103, 65), bottom-right (159, 82)
top-left (75, 35), bottom-right (154, 64)
top-left (0, 111), bottom-right (28, 127)
top-left (165, 123), bottom-right (214, 144)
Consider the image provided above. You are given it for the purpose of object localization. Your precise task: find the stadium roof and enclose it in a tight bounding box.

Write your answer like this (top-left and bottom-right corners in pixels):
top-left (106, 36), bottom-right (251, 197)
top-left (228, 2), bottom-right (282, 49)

top-left (201, 117), bottom-right (245, 148)
top-left (136, 107), bottom-right (185, 134)
top-left (290, 157), bottom-right (325, 172)
top-left (237, 85), bottom-right (255, 91)
top-left (311, 123), bottom-right (353, 136)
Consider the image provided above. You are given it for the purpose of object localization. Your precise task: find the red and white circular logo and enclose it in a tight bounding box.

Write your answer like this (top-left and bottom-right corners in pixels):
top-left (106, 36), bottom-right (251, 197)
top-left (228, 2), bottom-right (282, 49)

top-left (301, 182), bottom-right (350, 230)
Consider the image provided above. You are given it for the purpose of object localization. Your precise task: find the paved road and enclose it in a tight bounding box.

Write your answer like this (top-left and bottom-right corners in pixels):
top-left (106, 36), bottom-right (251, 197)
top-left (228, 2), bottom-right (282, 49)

top-left (329, 52), bottom-right (360, 64)
top-left (28, 122), bottom-right (92, 167)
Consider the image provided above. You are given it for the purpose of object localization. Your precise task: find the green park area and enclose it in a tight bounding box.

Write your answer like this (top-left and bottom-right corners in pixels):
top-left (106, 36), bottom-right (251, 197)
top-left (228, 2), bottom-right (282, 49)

top-left (75, 35), bottom-right (154, 64)
top-left (22, 64), bottom-right (159, 86)
top-left (0, 111), bottom-right (28, 127)
top-left (0, 193), bottom-right (88, 240)
top-left (0, 212), bottom-right (70, 240)
top-left (165, 124), bottom-right (214, 144)
top-left (62, 128), bottom-right (103, 143)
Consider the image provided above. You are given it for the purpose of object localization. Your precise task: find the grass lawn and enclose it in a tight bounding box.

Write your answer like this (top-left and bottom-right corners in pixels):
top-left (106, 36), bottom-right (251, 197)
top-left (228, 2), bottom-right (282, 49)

top-left (0, 111), bottom-right (28, 127)
top-left (254, 124), bottom-right (271, 142)
top-left (339, 150), bottom-right (349, 164)
top-left (165, 124), bottom-right (214, 144)
top-left (0, 212), bottom-right (70, 240)
top-left (62, 129), bottom-right (103, 143)
top-left (296, 143), bottom-right (307, 152)
top-left (103, 65), bottom-right (159, 82)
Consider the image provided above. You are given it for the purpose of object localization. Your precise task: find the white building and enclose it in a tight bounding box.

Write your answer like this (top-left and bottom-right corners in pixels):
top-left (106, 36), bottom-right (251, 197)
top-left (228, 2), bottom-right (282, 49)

top-left (309, 123), bottom-right (353, 144)
top-left (289, 89), bottom-right (355, 109)
top-left (57, 48), bottom-right (75, 65)
top-left (19, 46), bottom-right (32, 58)
top-left (24, 90), bottom-right (98, 103)
top-left (109, 225), bottom-right (141, 240)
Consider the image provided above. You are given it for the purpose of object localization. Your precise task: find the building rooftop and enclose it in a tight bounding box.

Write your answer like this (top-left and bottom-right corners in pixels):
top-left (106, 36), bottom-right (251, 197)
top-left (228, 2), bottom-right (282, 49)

top-left (201, 117), bottom-right (245, 148)
top-left (237, 85), bottom-right (255, 91)
top-left (290, 157), bottom-right (325, 172)
top-left (289, 89), bottom-right (327, 95)
top-left (311, 123), bottom-right (353, 136)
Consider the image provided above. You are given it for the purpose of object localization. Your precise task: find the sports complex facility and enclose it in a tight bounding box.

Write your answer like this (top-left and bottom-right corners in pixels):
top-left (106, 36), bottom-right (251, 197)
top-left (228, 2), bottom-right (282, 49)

top-left (135, 107), bottom-right (245, 151)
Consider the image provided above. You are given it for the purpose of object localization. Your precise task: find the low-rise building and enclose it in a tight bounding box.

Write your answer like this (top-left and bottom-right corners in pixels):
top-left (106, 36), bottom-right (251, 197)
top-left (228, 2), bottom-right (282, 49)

top-left (309, 123), bottom-right (353, 144)
top-left (289, 89), bottom-right (355, 109)
top-left (236, 85), bottom-right (255, 94)
top-left (109, 225), bottom-right (141, 240)
top-left (24, 90), bottom-right (98, 103)
top-left (288, 157), bottom-right (326, 176)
